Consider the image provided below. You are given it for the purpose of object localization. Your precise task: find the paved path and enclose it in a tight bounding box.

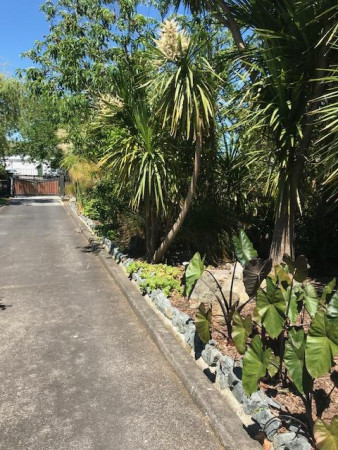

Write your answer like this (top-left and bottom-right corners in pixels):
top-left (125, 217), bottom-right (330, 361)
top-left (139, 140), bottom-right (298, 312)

top-left (0, 197), bottom-right (222, 450)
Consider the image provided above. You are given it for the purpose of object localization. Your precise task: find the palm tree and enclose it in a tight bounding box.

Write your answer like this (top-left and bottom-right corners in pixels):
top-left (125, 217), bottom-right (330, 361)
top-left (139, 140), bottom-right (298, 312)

top-left (177, 0), bottom-right (337, 262)
top-left (150, 20), bottom-right (219, 263)
top-left (94, 65), bottom-right (172, 259)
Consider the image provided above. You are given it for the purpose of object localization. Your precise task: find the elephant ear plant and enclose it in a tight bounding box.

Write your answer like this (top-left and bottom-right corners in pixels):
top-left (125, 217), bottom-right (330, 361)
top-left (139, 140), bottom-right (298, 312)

top-left (184, 231), bottom-right (338, 442)
top-left (184, 230), bottom-right (272, 346)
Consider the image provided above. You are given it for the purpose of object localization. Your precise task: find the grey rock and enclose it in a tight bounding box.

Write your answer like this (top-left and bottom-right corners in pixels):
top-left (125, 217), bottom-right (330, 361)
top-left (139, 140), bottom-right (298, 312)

top-left (273, 432), bottom-right (311, 450)
top-left (232, 263), bottom-right (244, 280)
top-left (149, 289), bottom-right (162, 301)
top-left (231, 381), bottom-right (248, 404)
top-left (172, 309), bottom-right (192, 334)
top-left (153, 293), bottom-right (173, 319)
top-left (201, 344), bottom-right (222, 367)
top-left (252, 408), bottom-right (282, 440)
top-left (184, 323), bottom-right (196, 349)
top-left (216, 356), bottom-right (234, 389)
top-left (267, 396), bottom-right (282, 410)
top-left (243, 390), bottom-right (269, 415)
top-left (229, 366), bottom-right (242, 386)
top-left (190, 271), bottom-right (220, 306)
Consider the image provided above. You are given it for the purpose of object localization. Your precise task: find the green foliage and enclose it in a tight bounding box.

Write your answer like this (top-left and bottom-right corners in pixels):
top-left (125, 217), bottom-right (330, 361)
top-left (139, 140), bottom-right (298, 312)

top-left (284, 329), bottom-right (312, 395)
top-left (233, 230), bottom-right (258, 266)
top-left (0, 75), bottom-right (22, 156)
top-left (126, 261), bottom-right (182, 297)
top-left (185, 252), bottom-right (205, 298)
top-left (232, 312), bottom-right (252, 355)
top-left (256, 278), bottom-right (286, 339)
top-left (314, 416), bottom-right (338, 450)
top-left (305, 310), bottom-right (338, 379)
top-left (242, 335), bottom-right (271, 396)
top-left (195, 303), bottom-right (212, 344)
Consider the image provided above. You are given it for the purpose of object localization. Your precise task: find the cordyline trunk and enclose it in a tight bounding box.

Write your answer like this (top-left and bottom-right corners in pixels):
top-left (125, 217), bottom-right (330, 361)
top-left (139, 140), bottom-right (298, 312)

top-left (270, 41), bottom-right (329, 264)
top-left (152, 132), bottom-right (202, 263)
top-left (145, 198), bottom-right (159, 261)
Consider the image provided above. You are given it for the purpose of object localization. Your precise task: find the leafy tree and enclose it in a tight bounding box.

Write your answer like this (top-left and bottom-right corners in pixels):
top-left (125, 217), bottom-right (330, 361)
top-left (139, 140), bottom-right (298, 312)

top-left (0, 75), bottom-right (22, 157)
top-left (150, 20), bottom-right (219, 262)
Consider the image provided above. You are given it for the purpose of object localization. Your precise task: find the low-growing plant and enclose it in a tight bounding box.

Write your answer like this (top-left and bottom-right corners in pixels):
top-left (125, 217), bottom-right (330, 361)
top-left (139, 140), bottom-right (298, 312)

top-left (314, 416), bottom-right (338, 450)
top-left (186, 230), bottom-right (338, 441)
top-left (126, 261), bottom-right (183, 297)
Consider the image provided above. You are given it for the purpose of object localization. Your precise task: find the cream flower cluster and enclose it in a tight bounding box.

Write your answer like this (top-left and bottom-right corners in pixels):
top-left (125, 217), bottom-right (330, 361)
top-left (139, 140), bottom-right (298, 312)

top-left (155, 19), bottom-right (190, 62)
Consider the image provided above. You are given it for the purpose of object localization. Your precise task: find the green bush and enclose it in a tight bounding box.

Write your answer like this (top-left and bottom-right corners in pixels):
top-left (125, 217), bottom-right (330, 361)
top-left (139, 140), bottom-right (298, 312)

top-left (126, 261), bottom-right (182, 297)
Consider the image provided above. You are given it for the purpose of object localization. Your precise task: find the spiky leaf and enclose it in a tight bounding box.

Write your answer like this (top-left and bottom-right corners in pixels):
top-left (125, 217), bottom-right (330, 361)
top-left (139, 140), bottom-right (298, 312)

top-left (284, 329), bottom-right (313, 395)
top-left (256, 278), bottom-right (286, 338)
top-left (233, 230), bottom-right (257, 266)
top-left (242, 335), bottom-right (270, 395)
top-left (314, 416), bottom-right (338, 450)
top-left (305, 310), bottom-right (338, 378)
top-left (195, 303), bottom-right (211, 344)
top-left (243, 258), bottom-right (272, 297)
top-left (232, 312), bottom-right (252, 354)
top-left (185, 252), bottom-right (205, 298)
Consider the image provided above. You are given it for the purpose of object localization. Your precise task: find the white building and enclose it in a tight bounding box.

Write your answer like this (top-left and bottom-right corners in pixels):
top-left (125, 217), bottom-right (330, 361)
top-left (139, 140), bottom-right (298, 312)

top-left (4, 155), bottom-right (51, 176)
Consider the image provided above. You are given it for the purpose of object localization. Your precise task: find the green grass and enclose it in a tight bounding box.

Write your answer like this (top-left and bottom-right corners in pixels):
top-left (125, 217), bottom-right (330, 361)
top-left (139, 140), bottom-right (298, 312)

top-left (0, 197), bottom-right (8, 207)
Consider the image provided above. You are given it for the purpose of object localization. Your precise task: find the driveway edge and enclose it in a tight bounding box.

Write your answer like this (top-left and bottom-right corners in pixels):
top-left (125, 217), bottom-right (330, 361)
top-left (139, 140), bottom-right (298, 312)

top-left (65, 203), bottom-right (260, 449)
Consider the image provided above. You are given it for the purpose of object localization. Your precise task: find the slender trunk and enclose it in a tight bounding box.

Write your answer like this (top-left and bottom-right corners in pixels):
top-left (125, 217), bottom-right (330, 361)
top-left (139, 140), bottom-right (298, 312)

top-left (270, 177), bottom-right (296, 263)
top-left (214, 0), bottom-right (245, 50)
top-left (152, 132), bottom-right (202, 263)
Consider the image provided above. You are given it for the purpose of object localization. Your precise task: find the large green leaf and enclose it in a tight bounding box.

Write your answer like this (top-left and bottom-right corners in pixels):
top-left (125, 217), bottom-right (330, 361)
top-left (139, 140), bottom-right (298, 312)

top-left (303, 282), bottom-right (319, 318)
top-left (267, 352), bottom-right (280, 378)
top-left (256, 278), bottom-right (286, 338)
top-left (327, 291), bottom-right (338, 319)
top-left (284, 329), bottom-right (313, 395)
top-left (314, 416), bottom-right (338, 450)
top-left (232, 312), bottom-right (252, 355)
top-left (243, 258), bottom-right (272, 297)
top-left (242, 335), bottom-right (270, 395)
top-left (305, 310), bottom-right (338, 378)
top-left (283, 254), bottom-right (308, 283)
top-left (195, 303), bottom-right (211, 344)
top-left (233, 230), bottom-right (257, 266)
top-left (282, 286), bottom-right (299, 323)
top-left (321, 278), bottom-right (336, 305)
top-left (274, 263), bottom-right (291, 286)
top-left (185, 252), bottom-right (205, 298)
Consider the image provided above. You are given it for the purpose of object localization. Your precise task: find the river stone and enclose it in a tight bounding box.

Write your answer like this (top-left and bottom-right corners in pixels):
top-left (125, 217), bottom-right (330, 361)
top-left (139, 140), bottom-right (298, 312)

top-left (149, 289), bottom-right (162, 300)
top-left (172, 309), bottom-right (192, 334)
top-left (273, 432), bottom-right (311, 450)
top-left (216, 355), bottom-right (234, 389)
top-left (201, 343), bottom-right (222, 366)
top-left (252, 408), bottom-right (282, 440)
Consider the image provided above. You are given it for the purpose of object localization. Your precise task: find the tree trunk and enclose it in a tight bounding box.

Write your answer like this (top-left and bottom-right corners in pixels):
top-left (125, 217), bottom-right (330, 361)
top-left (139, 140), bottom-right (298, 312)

top-left (152, 132), bottom-right (202, 263)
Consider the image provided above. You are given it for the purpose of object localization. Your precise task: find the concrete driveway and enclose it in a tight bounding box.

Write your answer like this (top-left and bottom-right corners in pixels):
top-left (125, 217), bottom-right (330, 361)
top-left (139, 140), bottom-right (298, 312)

top-left (0, 197), bottom-right (222, 450)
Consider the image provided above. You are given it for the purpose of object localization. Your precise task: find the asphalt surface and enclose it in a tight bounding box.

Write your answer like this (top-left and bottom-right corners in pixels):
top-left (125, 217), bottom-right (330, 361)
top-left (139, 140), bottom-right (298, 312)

top-left (0, 197), bottom-right (222, 450)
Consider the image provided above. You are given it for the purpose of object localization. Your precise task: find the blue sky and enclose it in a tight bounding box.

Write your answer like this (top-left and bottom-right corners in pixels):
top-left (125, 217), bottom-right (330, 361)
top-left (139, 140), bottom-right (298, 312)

top-left (0, 1), bottom-right (182, 77)
top-left (0, 0), bottom-right (49, 76)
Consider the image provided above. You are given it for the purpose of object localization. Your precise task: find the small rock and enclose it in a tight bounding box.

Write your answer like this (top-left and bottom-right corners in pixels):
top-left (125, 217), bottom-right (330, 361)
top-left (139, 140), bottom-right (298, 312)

top-left (201, 344), bottom-right (222, 366)
top-left (149, 289), bottom-right (162, 300)
top-left (273, 432), bottom-right (311, 450)
top-left (267, 396), bottom-right (282, 410)
top-left (232, 263), bottom-right (244, 280)
top-left (243, 390), bottom-right (270, 415)
top-left (184, 323), bottom-right (196, 349)
top-left (229, 366), bottom-right (242, 386)
top-left (252, 409), bottom-right (282, 440)
top-left (216, 356), bottom-right (234, 389)
top-left (153, 293), bottom-right (173, 319)
top-left (231, 381), bottom-right (248, 404)
top-left (172, 309), bottom-right (192, 334)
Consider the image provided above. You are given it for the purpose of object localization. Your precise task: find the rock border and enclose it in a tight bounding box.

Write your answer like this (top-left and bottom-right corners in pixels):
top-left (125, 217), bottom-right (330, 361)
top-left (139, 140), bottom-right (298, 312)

top-left (66, 199), bottom-right (312, 450)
